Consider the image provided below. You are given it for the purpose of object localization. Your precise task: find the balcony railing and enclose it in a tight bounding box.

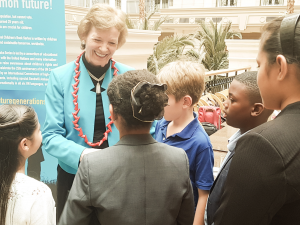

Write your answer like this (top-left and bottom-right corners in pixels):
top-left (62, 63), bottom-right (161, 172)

top-left (204, 66), bottom-right (251, 94)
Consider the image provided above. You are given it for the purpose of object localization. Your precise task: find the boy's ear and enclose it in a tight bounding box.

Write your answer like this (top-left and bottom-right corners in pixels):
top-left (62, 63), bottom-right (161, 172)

top-left (251, 103), bottom-right (264, 117)
top-left (182, 95), bottom-right (193, 108)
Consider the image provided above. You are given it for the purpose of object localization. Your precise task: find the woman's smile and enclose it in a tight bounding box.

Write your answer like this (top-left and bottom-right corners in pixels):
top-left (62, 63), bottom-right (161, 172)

top-left (83, 26), bottom-right (120, 67)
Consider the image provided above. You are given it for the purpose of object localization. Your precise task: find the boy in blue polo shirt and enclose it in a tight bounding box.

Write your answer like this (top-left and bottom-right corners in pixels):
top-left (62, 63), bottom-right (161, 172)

top-left (156, 61), bottom-right (214, 225)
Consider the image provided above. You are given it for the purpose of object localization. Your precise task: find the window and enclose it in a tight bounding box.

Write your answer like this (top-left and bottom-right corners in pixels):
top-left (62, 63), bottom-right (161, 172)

top-left (164, 18), bottom-right (174, 23)
top-left (260, 0), bottom-right (284, 5)
top-left (266, 17), bottom-right (277, 22)
top-left (195, 18), bottom-right (205, 23)
top-left (127, 0), bottom-right (171, 14)
top-left (145, 0), bottom-right (171, 11)
top-left (115, 0), bottom-right (121, 9)
top-left (218, 0), bottom-right (237, 7)
top-left (127, 0), bottom-right (139, 14)
top-left (179, 18), bottom-right (189, 23)
top-left (212, 17), bottom-right (223, 23)
top-left (162, 0), bottom-right (169, 8)
top-left (92, 0), bottom-right (109, 4)
top-left (65, 0), bottom-right (91, 7)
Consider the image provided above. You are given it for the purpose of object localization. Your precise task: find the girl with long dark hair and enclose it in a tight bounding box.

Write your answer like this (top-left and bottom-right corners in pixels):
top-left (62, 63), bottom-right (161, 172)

top-left (0, 105), bottom-right (55, 225)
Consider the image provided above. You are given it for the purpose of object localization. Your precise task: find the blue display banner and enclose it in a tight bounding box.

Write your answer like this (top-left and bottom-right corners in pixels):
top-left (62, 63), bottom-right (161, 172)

top-left (0, 0), bottom-right (66, 185)
top-left (0, 0), bottom-right (65, 91)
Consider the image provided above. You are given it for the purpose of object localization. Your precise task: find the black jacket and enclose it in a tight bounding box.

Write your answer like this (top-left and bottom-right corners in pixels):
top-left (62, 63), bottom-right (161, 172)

top-left (213, 101), bottom-right (300, 225)
top-left (206, 150), bottom-right (234, 225)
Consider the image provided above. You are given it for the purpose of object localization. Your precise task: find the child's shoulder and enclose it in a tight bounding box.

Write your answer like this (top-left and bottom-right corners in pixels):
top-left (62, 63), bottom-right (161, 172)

top-left (190, 123), bottom-right (213, 151)
top-left (10, 173), bottom-right (53, 200)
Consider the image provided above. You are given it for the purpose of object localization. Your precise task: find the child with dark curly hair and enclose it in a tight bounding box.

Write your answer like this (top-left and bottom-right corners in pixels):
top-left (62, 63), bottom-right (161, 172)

top-left (59, 70), bottom-right (195, 225)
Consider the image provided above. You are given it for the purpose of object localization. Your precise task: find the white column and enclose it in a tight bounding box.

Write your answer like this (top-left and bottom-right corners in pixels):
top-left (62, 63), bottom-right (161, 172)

top-left (121, 0), bottom-right (127, 12)
top-left (172, 0), bottom-right (182, 8)
top-left (204, 0), bottom-right (215, 7)
top-left (110, 0), bottom-right (115, 8)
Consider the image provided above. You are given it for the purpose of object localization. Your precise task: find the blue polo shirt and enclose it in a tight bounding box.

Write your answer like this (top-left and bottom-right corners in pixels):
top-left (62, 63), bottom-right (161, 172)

top-left (155, 113), bottom-right (214, 207)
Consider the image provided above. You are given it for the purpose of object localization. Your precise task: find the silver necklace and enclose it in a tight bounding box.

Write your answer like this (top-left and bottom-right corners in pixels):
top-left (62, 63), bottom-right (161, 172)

top-left (87, 70), bottom-right (105, 94)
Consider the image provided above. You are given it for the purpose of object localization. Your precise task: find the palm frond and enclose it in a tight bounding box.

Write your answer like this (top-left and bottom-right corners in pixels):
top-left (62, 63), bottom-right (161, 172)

top-left (196, 20), bottom-right (241, 71)
top-left (147, 35), bottom-right (195, 74)
top-left (152, 16), bottom-right (168, 31)
top-left (125, 15), bottom-right (136, 29)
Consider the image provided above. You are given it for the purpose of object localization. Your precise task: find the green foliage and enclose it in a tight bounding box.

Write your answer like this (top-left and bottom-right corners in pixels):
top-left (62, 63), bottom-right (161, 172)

top-left (126, 14), bottom-right (135, 29)
top-left (126, 10), bottom-right (168, 31)
top-left (147, 35), bottom-right (195, 75)
top-left (195, 20), bottom-right (241, 71)
top-left (147, 19), bottom-right (241, 74)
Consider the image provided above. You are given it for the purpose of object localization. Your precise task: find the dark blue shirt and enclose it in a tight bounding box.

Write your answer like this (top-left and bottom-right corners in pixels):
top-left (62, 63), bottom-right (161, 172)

top-left (155, 113), bottom-right (214, 206)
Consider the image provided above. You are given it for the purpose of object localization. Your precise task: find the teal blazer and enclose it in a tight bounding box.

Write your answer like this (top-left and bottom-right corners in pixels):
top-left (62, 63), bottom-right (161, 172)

top-left (42, 58), bottom-right (155, 175)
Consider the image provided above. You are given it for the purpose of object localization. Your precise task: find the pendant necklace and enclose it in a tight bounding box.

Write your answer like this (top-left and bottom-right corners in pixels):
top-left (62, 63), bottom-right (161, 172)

top-left (87, 70), bottom-right (105, 94)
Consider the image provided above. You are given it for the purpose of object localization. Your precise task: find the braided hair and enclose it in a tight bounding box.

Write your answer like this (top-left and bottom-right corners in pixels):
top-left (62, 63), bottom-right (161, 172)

top-left (107, 70), bottom-right (168, 129)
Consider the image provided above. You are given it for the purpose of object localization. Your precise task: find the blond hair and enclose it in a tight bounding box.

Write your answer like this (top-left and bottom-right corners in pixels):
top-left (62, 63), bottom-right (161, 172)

top-left (157, 61), bottom-right (205, 105)
top-left (77, 3), bottom-right (128, 50)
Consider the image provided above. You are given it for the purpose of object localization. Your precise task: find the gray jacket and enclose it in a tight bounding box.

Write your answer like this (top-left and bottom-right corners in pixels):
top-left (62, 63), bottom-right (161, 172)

top-left (59, 134), bottom-right (195, 225)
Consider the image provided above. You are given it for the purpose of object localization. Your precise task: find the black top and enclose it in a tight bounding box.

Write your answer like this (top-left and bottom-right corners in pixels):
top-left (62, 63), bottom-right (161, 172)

top-left (206, 150), bottom-right (234, 225)
top-left (213, 101), bottom-right (300, 225)
top-left (82, 53), bottom-right (109, 149)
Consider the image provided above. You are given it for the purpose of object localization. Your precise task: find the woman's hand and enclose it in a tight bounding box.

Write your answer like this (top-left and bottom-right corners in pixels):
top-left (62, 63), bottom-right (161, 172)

top-left (80, 148), bottom-right (99, 162)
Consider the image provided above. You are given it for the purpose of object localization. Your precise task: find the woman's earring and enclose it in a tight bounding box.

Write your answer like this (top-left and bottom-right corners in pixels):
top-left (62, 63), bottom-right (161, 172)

top-left (81, 40), bottom-right (86, 46)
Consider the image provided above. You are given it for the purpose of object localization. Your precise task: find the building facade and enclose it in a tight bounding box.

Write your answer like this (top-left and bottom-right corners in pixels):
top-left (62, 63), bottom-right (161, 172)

top-left (65, 0), bottom-right (300, 70)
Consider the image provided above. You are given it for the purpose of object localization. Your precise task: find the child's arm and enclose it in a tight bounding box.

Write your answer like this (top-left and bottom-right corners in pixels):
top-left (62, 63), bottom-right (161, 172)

top-left (193, 143), bottom-right (214, 225)
top-left (193, 189), bottom-right (209, 225)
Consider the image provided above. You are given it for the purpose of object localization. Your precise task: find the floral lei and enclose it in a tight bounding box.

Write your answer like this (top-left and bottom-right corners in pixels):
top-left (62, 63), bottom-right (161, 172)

top-left (72, 52), bottom-right (118, 147)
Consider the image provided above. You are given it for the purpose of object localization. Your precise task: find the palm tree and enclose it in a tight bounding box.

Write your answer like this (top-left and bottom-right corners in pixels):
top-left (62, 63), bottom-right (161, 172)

top-left (126, 15), bottom-right (135, 29)
top-left (139, 0), bottom-right (145, 21)
top-left (287, 0), bottom-right (295, 14)
top-left (195, 20), bottom-right (241, 71)
top-left (147, 35), bottom-right (195, 74)
top-left (126, 10), bottom-right (168, 31)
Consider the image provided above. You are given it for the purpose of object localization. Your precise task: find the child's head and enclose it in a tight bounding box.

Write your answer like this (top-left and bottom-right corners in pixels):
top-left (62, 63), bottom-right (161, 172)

top-left (0, 105), bottom-right (41, 224)
top-left (157, 61), bottom-right (206, 121)
top-left (257, 14), bottom-right (300, 110)
top-left (223, 71), bottom-right (273, 132)
top-left (0, 104), bottom-right (41, 163)
top-left (107, 70), bottom-right (168, 131)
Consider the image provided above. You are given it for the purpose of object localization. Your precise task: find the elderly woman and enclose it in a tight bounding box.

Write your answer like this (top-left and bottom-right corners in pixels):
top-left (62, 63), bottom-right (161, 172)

top-left (42, 4), bottom-right (150, 222)
top-left (58, 70), bottom-right (195, 225)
